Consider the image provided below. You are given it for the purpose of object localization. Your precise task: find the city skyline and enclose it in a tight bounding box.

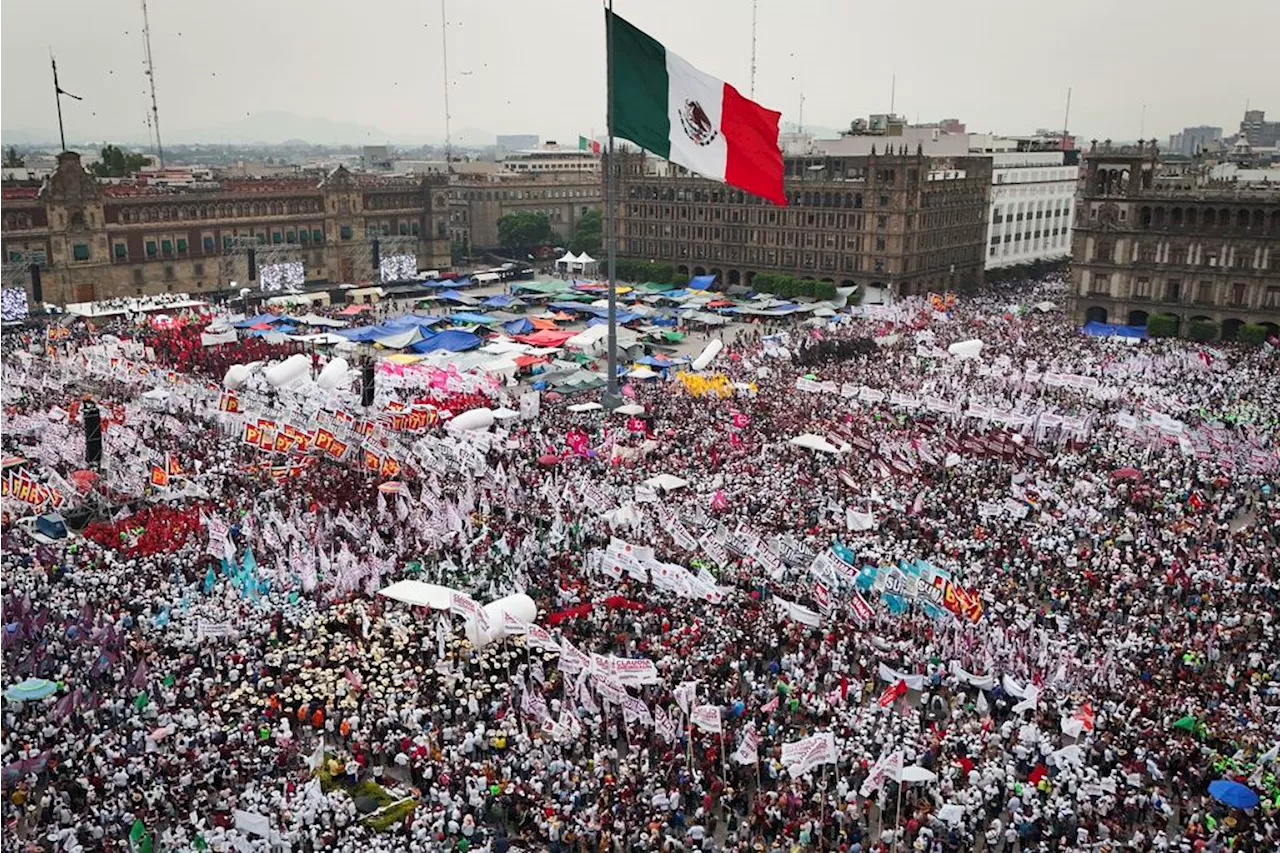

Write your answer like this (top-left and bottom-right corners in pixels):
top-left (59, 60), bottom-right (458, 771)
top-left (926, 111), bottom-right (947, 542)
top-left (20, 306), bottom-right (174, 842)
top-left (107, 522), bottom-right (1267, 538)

top-left (3, 0), bottom-right (1278, 150)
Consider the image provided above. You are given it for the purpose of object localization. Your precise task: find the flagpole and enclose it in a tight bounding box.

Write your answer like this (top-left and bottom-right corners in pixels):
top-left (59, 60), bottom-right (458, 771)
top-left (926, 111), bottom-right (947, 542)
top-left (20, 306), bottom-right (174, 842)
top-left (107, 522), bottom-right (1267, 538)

top-left (51, 56), bottom-right (68, 152)
top-left (603, 0), bottom-right (620, 406)
top-left (891, 780), bottom-right (903, 853)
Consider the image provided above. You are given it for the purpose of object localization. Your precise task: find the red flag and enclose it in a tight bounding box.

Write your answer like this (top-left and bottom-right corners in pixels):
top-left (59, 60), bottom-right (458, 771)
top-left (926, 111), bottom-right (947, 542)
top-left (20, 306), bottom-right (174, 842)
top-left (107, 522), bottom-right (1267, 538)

top-left (1188, 491), bottom-right (1205, 512)
top-left (878, 679), bottom-right (908, 708)
top-left (1072, 702), bottom-right (1095, 732)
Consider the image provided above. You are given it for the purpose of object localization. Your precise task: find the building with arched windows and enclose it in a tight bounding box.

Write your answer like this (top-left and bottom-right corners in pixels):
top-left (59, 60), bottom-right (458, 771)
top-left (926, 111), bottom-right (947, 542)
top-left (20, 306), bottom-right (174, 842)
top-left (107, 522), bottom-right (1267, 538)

top-left (1068, 140), bottom-right (1280, 338)
top-left (1, 151), bottom-right (451, 306)
top-left (610, 147), bottom-right (991, 297)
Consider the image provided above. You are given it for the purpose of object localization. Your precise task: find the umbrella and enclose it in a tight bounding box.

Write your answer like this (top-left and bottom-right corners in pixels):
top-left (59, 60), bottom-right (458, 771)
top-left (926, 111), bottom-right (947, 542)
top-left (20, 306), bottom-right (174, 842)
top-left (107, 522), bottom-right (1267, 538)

top-left (1110, 466), bottom-right (1142, 480)
top-left (4, 678), bottom-right (58, 701)
top-left (1208, 779), bottom-right (1259, 810)
top-left (353, 795), bottom-right (380, 814)
top-left (900, 765), bottom-right (938, 783)
top-left (538, 454), bottom-right (560, 467)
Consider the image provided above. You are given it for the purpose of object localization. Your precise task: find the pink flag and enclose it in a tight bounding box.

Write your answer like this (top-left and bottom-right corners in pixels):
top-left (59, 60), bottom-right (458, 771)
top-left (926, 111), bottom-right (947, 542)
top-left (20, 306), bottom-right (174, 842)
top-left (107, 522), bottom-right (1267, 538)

top-left (761, 694), bottom-right (780, 713)
top-left (710, 490), bottom-right (728, 511)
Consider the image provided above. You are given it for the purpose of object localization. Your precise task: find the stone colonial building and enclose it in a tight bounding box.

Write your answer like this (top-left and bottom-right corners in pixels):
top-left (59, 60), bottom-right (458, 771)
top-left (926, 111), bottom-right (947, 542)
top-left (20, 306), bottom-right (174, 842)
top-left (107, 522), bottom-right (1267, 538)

top-left (1, 151), bottom-right (450, 306)
top-left (611, 147), bottom-right (991, 296)
top-left (1069, 141), bottom-right (1280, 338)
top-left (448, 171), bottom-right (602, 251)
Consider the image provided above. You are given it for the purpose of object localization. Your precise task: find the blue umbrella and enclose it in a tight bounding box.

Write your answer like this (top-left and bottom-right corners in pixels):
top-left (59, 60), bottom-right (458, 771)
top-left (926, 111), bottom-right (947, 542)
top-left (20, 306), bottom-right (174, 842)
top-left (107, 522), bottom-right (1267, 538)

top-left (1208, 779), bottom-right (1260, 810)
top-left (4, 678), bottom-right (58, 702)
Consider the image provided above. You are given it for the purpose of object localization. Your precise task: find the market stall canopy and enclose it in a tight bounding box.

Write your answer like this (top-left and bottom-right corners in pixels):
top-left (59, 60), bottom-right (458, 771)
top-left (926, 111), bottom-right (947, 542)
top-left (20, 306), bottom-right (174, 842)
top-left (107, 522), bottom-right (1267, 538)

top-left (688, 274), bottom-right (717, 290)
top-left (293, 313), bottom-right (348, 328)
top-left (614, 403), bottom-right (645, 416)
top-left (567, 402), bottom-right (604, 413)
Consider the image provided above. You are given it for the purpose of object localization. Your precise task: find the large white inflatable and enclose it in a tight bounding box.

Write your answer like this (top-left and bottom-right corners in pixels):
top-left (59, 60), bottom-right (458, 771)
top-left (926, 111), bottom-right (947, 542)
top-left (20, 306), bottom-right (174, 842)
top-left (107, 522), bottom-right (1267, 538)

top-left (464, 593), bottom-right (538, 649)
top-left (947, 339), bottom-right (984, 360)
top-left (223, 361), bottom-right (264, 390)
top-left (691, 338), bottom-right (723, 371)
top-left (446, 407), bottom-right (495, 432)
top-left (264, 354), bottom-right (311, 388)
top-left (315, 357), bottom-right (351, 390)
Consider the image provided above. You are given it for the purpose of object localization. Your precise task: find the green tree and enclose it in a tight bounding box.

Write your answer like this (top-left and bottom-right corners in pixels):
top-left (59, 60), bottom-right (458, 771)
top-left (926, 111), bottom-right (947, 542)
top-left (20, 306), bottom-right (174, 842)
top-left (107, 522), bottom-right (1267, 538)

top-left (1187, 319), bottom-right (1218, 342)
top-left (567, 209), bottom-right (602, 258)
top-left (3, 146), bottom-right (24, 168)
top-left (1236, 323), bottom-right (1268, 346)
top-left (496, 211), bottom-right (554, 250)
top-left (450, 238), bottom-right (470, 265)
top-left (1145, 313), bottom-right (1180, 338)
top-left (90, 144), bottom-right (151, 178)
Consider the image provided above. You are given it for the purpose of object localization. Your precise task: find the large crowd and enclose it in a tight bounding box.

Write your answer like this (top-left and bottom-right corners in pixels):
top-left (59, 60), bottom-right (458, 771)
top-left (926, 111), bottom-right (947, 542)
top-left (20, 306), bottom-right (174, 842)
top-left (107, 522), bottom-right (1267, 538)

top-left (2, 275), bottom-right (1278, 853)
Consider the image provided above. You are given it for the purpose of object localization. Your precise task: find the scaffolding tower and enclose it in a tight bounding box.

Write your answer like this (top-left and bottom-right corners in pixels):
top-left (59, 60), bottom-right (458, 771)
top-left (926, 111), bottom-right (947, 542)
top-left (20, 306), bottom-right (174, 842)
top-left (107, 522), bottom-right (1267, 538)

top-left (336, 234), bottom-right (422, 284)
top-left (217, 237), bottom-right (308, 290)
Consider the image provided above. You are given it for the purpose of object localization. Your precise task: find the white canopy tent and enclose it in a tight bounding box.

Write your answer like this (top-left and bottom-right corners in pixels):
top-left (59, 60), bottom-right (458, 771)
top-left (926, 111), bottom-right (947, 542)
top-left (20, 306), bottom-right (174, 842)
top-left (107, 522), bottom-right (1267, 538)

top-left (789, 433), bottom-right (844, 454)
top-left (644, 473), bottom-right (688, 492)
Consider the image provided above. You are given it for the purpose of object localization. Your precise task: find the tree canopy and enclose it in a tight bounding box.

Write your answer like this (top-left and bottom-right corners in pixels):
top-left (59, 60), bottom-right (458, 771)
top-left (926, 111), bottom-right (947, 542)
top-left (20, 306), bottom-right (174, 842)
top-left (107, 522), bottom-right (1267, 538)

top-left (496, 211), bottom-right (555, 250)
top-left (567, 209), bottom-right (602, 258)
top-left (90, 145), bottom-right (151, 178)
top-left (3, 146), bottom-right (24, 168)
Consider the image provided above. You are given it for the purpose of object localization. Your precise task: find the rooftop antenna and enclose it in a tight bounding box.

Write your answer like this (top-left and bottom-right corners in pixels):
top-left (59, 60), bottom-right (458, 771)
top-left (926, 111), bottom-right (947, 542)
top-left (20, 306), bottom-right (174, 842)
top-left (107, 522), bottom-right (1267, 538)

top-left (1139, 102), bottom-right (1146, 141)
top-left (749, 0), bottom-right (758, 99)
top-left (49, 51), bottom-right (82, 152)
top-left (441, 0), bottom-right (453, 170)
top-left (1061, 86), bottom-right (1071, 150)
top-left (139, 0), bottom-right (164, 167)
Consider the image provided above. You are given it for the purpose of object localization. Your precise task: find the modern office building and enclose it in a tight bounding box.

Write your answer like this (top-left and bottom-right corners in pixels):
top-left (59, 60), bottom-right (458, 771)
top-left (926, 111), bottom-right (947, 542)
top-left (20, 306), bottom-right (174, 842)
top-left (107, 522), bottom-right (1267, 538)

top-left (612, 146), bottom-right (991, 296)
top-left (1, 151), bottom-right (450, 305)
top-left (1068, 140), bottom-right (1280, 337)
top-left (1167, 125), bottom-right (1223, 158)
top-left (1239, 110), bottom-right (1280, 148)
top-left (985, 149), bottom-right (1077, 270)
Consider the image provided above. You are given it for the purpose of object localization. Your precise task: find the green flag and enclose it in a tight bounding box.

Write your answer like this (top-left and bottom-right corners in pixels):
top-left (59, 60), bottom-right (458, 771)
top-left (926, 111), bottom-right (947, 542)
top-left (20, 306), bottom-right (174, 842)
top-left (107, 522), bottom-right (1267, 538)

top-left (578, 135), bottom-right (588, 151)
top-left (134, 691), bottom-right (149, 710)
top-left (129, 819), bottom-right (146, 845)
top-left (139, 833), bottom-right (153, 853)
top-left (194, 834), bottom-right (208, 851)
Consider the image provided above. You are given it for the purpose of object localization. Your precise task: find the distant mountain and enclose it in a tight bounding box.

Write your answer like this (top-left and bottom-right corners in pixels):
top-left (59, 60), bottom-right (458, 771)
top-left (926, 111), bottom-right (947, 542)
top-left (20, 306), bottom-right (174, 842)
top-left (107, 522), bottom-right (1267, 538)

top-left (167, 111), bottom-right (391, 145)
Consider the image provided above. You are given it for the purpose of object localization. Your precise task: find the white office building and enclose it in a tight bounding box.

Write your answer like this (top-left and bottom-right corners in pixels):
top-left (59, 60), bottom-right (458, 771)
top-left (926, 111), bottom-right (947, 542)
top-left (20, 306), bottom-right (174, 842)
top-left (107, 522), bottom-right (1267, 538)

top-left (985, 150), bottom-right (1077, 269)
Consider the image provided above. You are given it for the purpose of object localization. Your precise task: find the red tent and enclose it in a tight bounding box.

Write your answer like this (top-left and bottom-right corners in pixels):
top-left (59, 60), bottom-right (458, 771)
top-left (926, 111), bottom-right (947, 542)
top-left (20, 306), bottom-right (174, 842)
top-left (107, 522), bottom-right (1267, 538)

top-left (514, 329), bottom-right (576, 347)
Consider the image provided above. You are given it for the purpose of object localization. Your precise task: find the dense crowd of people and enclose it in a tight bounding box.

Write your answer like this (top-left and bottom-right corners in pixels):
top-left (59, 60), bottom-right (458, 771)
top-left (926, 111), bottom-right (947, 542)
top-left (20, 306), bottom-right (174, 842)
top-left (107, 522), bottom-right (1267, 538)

top-left (2, 275), bottom-right (1277, 852)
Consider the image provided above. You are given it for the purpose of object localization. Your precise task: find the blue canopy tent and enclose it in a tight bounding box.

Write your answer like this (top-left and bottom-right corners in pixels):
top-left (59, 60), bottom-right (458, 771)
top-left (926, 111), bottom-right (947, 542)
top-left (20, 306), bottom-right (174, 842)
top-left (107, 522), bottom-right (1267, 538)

top-left (409, 329), bottom-right (483, 354)
top-left (438, 290), bottom-right (475, 304)
top-left (1082, 321), bottom-right (1147, 339)
top-left (587, 311), bottom-right (641, 327)
top-left (688, 274), bottom-right (717, 290)
top-left (234, 313), bottom-right (285, 329)
top-left (482, 294), bottom-right (520, 308)
top-left (503, 317), bottom-right (534, 335)
top-left (450, 276), bottom-right (474, 288)
top-left (447, 312), bottom-right (500, 326)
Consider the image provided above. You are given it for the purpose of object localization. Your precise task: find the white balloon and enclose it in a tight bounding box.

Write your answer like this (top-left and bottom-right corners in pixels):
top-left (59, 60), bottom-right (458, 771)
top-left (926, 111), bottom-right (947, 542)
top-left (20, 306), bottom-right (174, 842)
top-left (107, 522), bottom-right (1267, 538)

top-left (465, 594), bottom-right (538, 649)
top-left (223, 361), bottom-right (263, 390)
top-left (446, 408), bottom-right (495, 432)
top-left (691, 338), bottom-right (723, 371)
top-left (264, 354), bottom-right (310, 388)
top-left (315, 357), bottom-right (351, 390)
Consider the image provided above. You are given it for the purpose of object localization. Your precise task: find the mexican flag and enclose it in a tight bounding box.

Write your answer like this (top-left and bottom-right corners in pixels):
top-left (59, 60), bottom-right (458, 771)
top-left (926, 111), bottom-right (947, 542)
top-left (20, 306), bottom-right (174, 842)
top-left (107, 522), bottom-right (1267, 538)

top-left (608, 10), bottom-right (786, 205)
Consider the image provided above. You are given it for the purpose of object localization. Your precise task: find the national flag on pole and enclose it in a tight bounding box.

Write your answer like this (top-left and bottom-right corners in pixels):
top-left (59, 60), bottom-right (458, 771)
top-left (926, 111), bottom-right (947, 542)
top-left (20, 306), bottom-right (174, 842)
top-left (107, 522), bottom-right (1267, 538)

top-left (878, 679), bottom-right (908, 708)
top-left (607, 10), bottom-right (786, 205)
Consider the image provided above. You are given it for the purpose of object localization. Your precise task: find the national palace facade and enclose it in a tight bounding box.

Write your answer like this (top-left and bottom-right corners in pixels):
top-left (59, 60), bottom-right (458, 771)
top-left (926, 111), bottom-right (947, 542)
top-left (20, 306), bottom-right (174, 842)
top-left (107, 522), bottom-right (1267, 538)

top-left (1, 152), bottom-right (451, 306)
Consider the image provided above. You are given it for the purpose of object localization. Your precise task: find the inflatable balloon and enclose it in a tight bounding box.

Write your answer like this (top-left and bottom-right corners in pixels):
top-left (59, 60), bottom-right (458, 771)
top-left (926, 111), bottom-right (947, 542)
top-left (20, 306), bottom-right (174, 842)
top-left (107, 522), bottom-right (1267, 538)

top-left (315, 357), bottom-right (351, 390)
top-left (264, 354), bottom-right (310, 388)
top-left (464, 593), bottom-right (538, 649)
top-left (446, 407), bottom-right (495, 433)
top-left (223, 361), bottom-right (263, 390)
top-left (691, 338), bottom-right (723, 371)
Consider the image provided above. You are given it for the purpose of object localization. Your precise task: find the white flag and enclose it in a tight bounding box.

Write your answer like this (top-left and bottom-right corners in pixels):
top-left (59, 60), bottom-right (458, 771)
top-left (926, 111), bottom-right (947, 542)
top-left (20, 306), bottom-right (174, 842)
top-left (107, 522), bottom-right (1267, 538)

top-left (674, 681), bottom-right (699, 716)
top-left (732, 725), bottom-right (760, 765)
top-left (691, 704), bottom-right (722, 733)
top-left (654, 706), bottom-right (678, 743)
top-left (859, 748), bottom-right (904, 797)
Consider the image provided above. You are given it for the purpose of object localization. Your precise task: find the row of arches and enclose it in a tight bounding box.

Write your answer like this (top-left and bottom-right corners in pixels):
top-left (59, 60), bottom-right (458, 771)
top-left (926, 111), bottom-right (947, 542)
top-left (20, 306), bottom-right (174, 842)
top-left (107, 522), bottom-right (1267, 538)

top-left (1084, 306), bottom-right (1278, 340)
top-left (118, 197), bottom-right (324, 225)
top-left (1139, 205), bottom-right (1278, 233)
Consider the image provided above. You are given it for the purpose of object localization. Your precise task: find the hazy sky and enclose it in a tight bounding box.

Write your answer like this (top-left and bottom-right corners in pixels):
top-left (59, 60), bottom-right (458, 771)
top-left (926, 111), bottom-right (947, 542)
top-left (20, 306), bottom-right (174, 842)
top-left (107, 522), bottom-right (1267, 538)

top-left (3, 0), bottom-right (1277, 146)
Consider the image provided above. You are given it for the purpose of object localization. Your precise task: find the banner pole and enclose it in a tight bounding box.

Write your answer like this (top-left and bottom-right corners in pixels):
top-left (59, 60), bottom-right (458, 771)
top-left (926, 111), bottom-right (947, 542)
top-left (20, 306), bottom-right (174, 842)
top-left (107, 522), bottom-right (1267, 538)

top-left (603, 0), bottom-right (620, 404)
